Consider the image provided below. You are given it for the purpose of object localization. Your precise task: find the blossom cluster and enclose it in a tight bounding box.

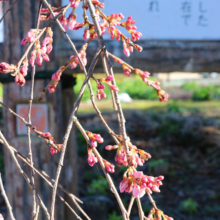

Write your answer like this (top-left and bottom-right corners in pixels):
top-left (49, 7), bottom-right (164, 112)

top-left (30, 28), bottom-right (53, 67)
top-left (41, 132), bottom-right (63, 155)
top-left (112, 56), bottom-right (169, 102)
top-left (120, 170), bottom-right (164, 198)
top-left (86, 131), bottom-right (104, 147)
top-left (106, 140), bottom-right (151, 168)
top-left (146, 208), bottom-right (174, 220)
top-left (87, 146), bottom-right (98, 166)
top-left (96, 75), bottom-right (119, 100)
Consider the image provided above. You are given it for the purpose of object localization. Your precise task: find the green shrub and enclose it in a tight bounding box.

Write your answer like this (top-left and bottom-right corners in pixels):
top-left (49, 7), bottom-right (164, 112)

top-left (87, 175), bottom-right (109, 195)
top-left (73, 74), bottom-right (158, 101)
top-left (108, 211), bottom-right (121, 220)
top-left (179, 198), bottom-right (198, 214)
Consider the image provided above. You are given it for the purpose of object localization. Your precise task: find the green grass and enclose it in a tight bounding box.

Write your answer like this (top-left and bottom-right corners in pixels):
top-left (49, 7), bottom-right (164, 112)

top-left (78, 99), bottom-right (220, 115)
top-left (73, 73), bottom-right (158, 102)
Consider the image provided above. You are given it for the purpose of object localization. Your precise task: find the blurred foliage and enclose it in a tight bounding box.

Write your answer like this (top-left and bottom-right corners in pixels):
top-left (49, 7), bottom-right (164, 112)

top-left (148, 159), bottom-right (169, 172)
top-left (108, 211), bottom-right (122, 220)
top-left (87, 175), bottom-right (109, 195)
top-left (73, 74), bottom-right (158, 102)
top-left (179, 198), bottom-right (198, 214)
top-left (182, 82), bottom-right (220, 101)
top-left (167, 100), bottom-right (185, 113)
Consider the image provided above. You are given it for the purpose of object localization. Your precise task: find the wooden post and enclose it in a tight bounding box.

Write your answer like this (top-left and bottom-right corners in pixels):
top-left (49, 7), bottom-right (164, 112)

top-left (1, 1), bottom-right (78, 219)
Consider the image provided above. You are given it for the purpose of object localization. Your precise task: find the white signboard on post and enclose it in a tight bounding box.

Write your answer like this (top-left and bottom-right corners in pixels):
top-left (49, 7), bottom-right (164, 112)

top-left (63, 0), bottom-right (220, 40)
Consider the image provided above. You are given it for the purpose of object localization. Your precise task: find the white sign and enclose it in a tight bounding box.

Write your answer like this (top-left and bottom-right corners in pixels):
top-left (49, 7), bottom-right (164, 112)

top-left (63, 0), bottom-right (220, 40)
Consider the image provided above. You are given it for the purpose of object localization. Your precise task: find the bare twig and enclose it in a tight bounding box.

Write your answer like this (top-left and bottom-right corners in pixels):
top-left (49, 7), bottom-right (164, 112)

top-left (127, 196), bottom-right (135, 217)
top-left (73, 118), bottom-right (129, 220)
top-left (136, 198), bottom-right (144, 220)
top-left (0, 0), bottom-right (18, 23)
top-left (27, 1), bottom-right (43, 218)
top-left (0, 132), bottom-right (50, 219)
top-left (0, 173), bottom-right (16, 220)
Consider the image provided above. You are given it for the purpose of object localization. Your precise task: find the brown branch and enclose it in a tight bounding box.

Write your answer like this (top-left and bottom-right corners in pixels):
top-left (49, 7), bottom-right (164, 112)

top-left (27, 1), bottom-right (43, 218)
top-left (73, 117), bottom-right (129, 220)
top-left (127, 196), bottom-right (135, 217)
top-left (0, 0), bottom-right (18, 23)
top-left (0, 132), bottom-right (50, 219)
top-left (3, 142), bottom-right (91, 220)
top-left (87, 0), bottom-right (131, 160)
top-left (136, 198), bottom-right (144, 220)
top-left (0, 173), bottom-right (16, 220)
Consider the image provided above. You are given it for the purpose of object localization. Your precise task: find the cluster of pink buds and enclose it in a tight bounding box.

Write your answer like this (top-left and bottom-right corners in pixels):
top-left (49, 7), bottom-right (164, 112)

top-left (106, 141), bottom-right (128, 167)
top-left (69, 43), bottom-right (88, 70)
top-left (127, 145), bottom-right (152, 168)
top-left (103, 159), bottom-right (115, 173)
top-left (146, 208), bottom-right (174, 220)
top-left (91, 0), bottom-right (105, 8)
top-left (59, 12), bottom-right (84, 31)
top-left (69, 0), bottom-right (81, 8)
top-left (41, 132), bottom-right (63, 155)
top-left (30, 28), bottom-right (53, 67)
top-left (106, 140), bottom-right (151, 168)
top-left (87, 146), bottom-right (98, 166)
top-left (157, 89), bottom-right (169, 102)
top-left (48, 66), bottom-right (65, 93)
top-left (96, 76), bottom-right (119, 100)
top-left (0, 62), bottom-right (16, 74)
top-left (121, 16), bottom-right (142, 42)
top-left (120, 170), bottom-right (164, 198)
top-left (15, 58), bottom-right (29, 86)
top-left (86, 131), bottom-right (104, 148)
top-left (20, 29), bottom-right (41, 45)
top-left (106, 14), bottom-right (124, 41)
top-left (133, 69), bottom-right (151, 83)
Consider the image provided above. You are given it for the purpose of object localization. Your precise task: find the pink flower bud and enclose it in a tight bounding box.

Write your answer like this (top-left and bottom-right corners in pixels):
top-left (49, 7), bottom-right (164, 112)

top-left (93, 134), bottom-right (104, 143)
top-left (42, 37), bottom-right (51, 46)
top-left (106, 83), bottom-right (119, 92)
top-left (46, 44), bottom-right (53, 54)
top-left (50, 147), bottom-right (58, 155)
top-left (36, 50), bottom-right (43, 65)
top-left (15, 74), bottom-right (26, 86)
top-left (20, 37), bottom-right (29, 45)
top-left (90, 138), bottom-right (97, 148)
top-left (132, 171), bottom-right (143, 178)
top-left (42, 53), bottom-right (50, 62)
top-left (105, 76), bottom-right (113, 81)
top-left (97, 84), bottom-right (105, 90)
top-left (48, 85), bottom-right (56, 93)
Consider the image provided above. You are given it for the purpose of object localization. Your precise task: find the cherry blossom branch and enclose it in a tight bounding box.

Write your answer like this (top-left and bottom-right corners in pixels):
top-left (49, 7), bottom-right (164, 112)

top-left (38, 38), bottom-right (92, 102)
top-left (0, 173), bottom-right (16, 220)
top-left (127, 196), bottom-right (135, 217)
top-left (27, 1), bottom-right (43, 218)
top-left (0, 132), bottom-right (50, 219)
top-left (4, 142), bottom-right (91, 220)
top-left (73, 117), bottom-right (129, 220)
top-left (0, 102), bottom-right (60, 151)
top-left (0, 0), bottom-right (18, 23)
top-left (87, 0), bottom-right (130, 161)
top-left (136, 198), bottom-right (144, 220)
top-left (87, 80), bottom-right (120, 144)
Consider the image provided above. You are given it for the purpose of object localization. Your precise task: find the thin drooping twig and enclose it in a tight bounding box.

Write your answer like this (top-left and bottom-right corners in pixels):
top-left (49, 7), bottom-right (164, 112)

top-left (87, 80), bottom-right (120, 144)
top-left (87, 2), bottom-right (147, 218)
top-left (27, 1), bottom-right (43, 218)
top-left (147, 192), bottom-right (158, 211)
top-left (0, 0), bottom-right (18, 23)
top-left (0, 102), bottom-right (60, 151)
top-left (38, 38), bottom-right (92, 102)
top-left (0, 132), bottom-right (50, 219)
top-left (136, 198), bottom-right (144, 220)
top-left (108, 52), bottom-right (160, 92)
top-left (0, 173), bottom-right (16, 220)
top-left (2, 141), bottom-right (90, 220)
top-left (73, 117), bottom-right (129, 220)
top-left (86, 0), bottom-right (130, 154)
top-left (127, 196), bottom-right (135, 217)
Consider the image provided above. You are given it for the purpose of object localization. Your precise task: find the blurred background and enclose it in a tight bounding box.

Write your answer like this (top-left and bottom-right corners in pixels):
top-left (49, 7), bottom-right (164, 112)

top-left (0, 0), bottom-right (220, 220)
